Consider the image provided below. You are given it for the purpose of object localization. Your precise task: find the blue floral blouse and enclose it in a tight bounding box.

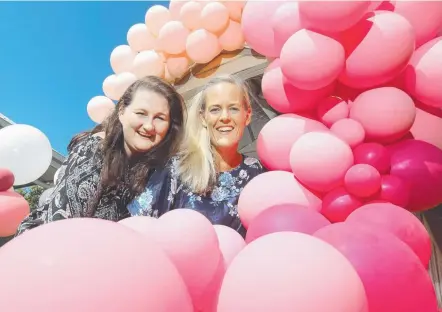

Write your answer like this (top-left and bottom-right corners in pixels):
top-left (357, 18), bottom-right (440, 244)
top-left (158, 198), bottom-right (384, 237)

top-left (127, 156), bottom-right (265, 236)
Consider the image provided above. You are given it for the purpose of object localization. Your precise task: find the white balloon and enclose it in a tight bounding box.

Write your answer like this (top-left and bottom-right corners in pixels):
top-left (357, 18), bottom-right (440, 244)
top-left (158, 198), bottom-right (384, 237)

top-left (39, 187), bottom-right (55, 207)
top-left (0, 125), bottom-right (52, 185)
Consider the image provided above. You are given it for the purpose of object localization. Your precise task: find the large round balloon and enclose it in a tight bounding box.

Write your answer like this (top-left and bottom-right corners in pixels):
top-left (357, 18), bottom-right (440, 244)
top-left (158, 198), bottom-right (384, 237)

top-left (410, 104), bottom-right (442, 150)
top-left (0, 125), bottom-right (52, 186)
top-left (87, 96), bottom-right (115, 124)
top-left (217, 232), bottom-right (368, 312)
top-left (0, 218), bottom-right (193, 311)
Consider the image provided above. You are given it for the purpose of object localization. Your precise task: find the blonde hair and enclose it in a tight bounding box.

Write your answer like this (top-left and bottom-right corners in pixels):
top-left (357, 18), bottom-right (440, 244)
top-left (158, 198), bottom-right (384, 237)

top-left (177, 75), bottom-right (252, 194)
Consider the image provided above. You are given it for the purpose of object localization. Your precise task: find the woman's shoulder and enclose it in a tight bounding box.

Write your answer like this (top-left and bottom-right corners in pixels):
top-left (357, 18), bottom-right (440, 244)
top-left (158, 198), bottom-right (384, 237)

top-left (70, 133), bottom-right (103, 156)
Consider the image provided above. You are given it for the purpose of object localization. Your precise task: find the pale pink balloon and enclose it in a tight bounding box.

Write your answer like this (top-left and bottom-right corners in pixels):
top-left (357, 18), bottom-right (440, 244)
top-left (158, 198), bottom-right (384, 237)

top-left (261, 64), bottom-right (335, 113)
top-left (321, 187), bottom-right (363, 223)
top-left (164, 67), bottom-right (175, 83)
top-left (118, 216), bottom-right (158, 237)
top-left (169, 0), bottom-right (188, 20)
top-left (0, 218), bottom-right (193, 311)
top-left (219, 20), bottom-right (244, 52)
top-left (272, 2), bottom-right (303, 55)
top-left (339, 11), bottom-right (415, 89)
top-left (290, 132), bottom-right (354, 192)
top-left (127, 23), bottom-right (156, 53)
top-left (200, 2), bottom-right (229, 33)
top-left (0, 168), bottom-right (14, 192)
top-left (238, 171), bottom-right (322, 229)
top-left (257, 114), bottom-right (328, 172)
top-left (377, 175), bottom-right (410, 208)
top-left (110, 45), bottom-right (136, 74)
top-left (317, 96), bottom-right (349, 127)
top-left (222, 0), bottom-right (245, 22)
top-left (102, 72), bottom-right (137, 101)
top-left (132, 50), bottom-right (165, 79)
top-left (404, 37), bottom-right (442, 108)
top-left (218, 232), bottom-right (368, 312)
top-left (281, 30), bottom-right (345, 90)
top-left (350, 87), bottom-right (416, 143)
top-left (344, 164), bottom-right (381, 198)
top-left (298, 1), bottom-right (370, 33)
top-left (158, 21), bottom-right (190, 55)
top-left (87, 96), bottom-right (115, 124)
top-left (353, 142), bottom-right (391, 174)
top-left (214, 225), bottom-right (246, 268)
top-left (145, 5), bottom-right (172, 37)
top-left (186, 29), bottom-right (221, 64)
top-left (330, 118), bottom-right (365, 148)
top-left (410, 105), bottom-right (442, 150)
top-left (166, 55), bottom-right (190, 79)
top-left (179, 1), bottom-right (202, 30)
top-left (0, 191), bottom-right (30, 237)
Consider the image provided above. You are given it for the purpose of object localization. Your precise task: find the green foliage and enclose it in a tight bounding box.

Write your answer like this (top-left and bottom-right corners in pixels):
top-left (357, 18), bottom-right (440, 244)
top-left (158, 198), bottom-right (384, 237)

top-left (16, 186), bottom-right (45, 211)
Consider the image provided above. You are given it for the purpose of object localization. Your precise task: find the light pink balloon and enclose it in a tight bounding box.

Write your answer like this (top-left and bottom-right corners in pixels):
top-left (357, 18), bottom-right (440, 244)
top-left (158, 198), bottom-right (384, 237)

top-left (339, 11), bottom-right (415, 89)
top-left (281, 30), bottom-right (345, 90)
top-left (272, 2), bottom-right (303, 55)
top-left (257, 114), bottom-right (328, 172)
top-left (290, 132), bottom-right (354, 192)
top-left (0, 218), bottom-right (193, 311)
top-left (219, 20), bottom-right (244, 52)
top-left (179, 1), bottom-right (202, 30)
top-left (410, 105), bottom-right (442, 150)
top-left (218, 232), bottom-right (368, 312)
top-left (0, 191), bottom-right (30, 237)
top-left (331, 118), bottom-right (365, 148)
top-left (404, 37), bottom-right (442, 108)
top-left (110, 45), bottom-right (136, 74)
top-left (132, 50), bottom-right (165, 79)
top-left (321, 187), bottom-right (363, 223)
top-left (166, 55), bottom-right (190, 79)
top-left (127, 23), bottom-right (156, 53)
top-left (344, 164), bottom-right (381, 198)
top-left (118, 216), bottom-right (158, 237)
top-left (87, 96), bottom-right (115, 124)
top-left (222, 0), bottom-right (245, 22)
top-left (186, 29), bottom-right (221, 64)
top-left (214, 225), bottom-right (246, 268)
top-left (169, 0), bottom-right (188, 20)
top-left (298, 1), bottom-right (370, 33)
top-left (317, 96), bottom-right (349, 127)
top-left (102, 72), bottom-right (137, 101)
top-left (145, 5), bottom-right (172, 37)
top-left (158, 21), bottom-right (190, 55)
top-left (200, 2), bottom-right (229, 33)
top-left (261, 64), bottom-right (335, 113)
top-left (350, 87), bottom-right (416, 143)
top-left (238, 171), bottom-right (322, 229)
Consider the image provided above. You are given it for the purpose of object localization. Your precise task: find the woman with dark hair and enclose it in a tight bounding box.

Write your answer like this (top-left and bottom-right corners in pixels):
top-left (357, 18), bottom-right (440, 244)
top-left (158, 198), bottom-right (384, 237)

top-left (16, 76), bottom-right (185, 235)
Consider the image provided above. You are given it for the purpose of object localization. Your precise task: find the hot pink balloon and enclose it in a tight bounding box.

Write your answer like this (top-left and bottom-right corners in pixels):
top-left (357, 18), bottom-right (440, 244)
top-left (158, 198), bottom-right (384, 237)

top-left (200, 2), bottom-right (229, 33)
top-left (87, 96), bottom-right (115, 124)
top-left (132, 50), bottom-right (165, 79)
top-left (127, 23), bottom-right (156, 52)
top-left (390, 139), bottom-right (442, 212)
top-left (353, 142), bottom-right (391, 174)
top-left (219, 20), bottom-right (245, 52)
top-left (186, 29), bottom-right (221, 64)
top-left (246, 204), bottom-right (330, 244)
top-left (180, 1), bottom-right (202, 30)
top-left (145, 5), bottom-right (172, 37)
top-left (339, 11), bottom-right (415, 89)
top-left (238, 171), bottom-right (322, 229)
top-left (330, 118), bottom-right (365, 148)
top-left (344, 164), bottom-right (381, 198)
top-left (110, 45), bottom-right (136, 74)
top-left (350, 87), bottom-right (416, 143)
top-left (281, 29), bottom-right (345, 90)
top-left (321, 187), bottom-right (363, 223)
top-left (158, 21), bottom-right (190, 55)
top-left (377, 175), bottom-right (410, 208)
top-left (0, 191), bottom-right (30, 237)
top-left (347, 202), bottom-right (431, 267)
top-left (290, 132), bottom-right (354, 192)
top-left (0, 218), bottom-right (193, 311)
top-left (317, 96), bottom-right (349, 127)
top-left (118, 216), bottom-right (158, 237)
top-left (261, 64), bottom-right (335, 113)
top-left (166, 55), bottom-right (190, 79)
top-left (272, 2), bottom-right (303, 55)
top-left (214, 225), bottom-right (245, 269)
top-left (256, 114), bottom-right (328, 172)
top-left (315, 223), bottom-right (438, 312)
top-left (218, 232), bottom-right (368, 312)
top-left (404, 37), bottom-right (442, 108)
top-left (0, 168), bottom-right (14, 192)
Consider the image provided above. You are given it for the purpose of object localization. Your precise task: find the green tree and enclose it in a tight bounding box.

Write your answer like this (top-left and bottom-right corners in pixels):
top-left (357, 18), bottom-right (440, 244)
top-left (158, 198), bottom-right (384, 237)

top-left (16, 185), bottom-right (45, 211)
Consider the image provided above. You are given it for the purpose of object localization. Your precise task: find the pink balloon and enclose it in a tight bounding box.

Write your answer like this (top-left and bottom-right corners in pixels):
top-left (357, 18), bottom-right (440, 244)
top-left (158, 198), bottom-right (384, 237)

top-left (321, 187), bottom-right (363, 223)
top-left (330, 118), bottom-right (365, 148)
top-left (169, 0), bottom-right (187, 20)
top-left (298, 1), bottom-right (370, 33)
top-left (145, 5), bottom-right (172, 37)
top-left (219, 20), bottom-right (245, 52)
top-left (241, 1), bottom-right (282, 57)
top-left (127, 23), bottom-right (156, 52)
top-left (214, 225), bottom-right (245, 268)
top-left (222, 1), bottom-right (244, 22)
top-left (0, 168), bottom-right (14, 192)
top-left (344, 164), bottom-right (381, 198)
top-left (87, 96), bottom-right (115, 124)
top-left (350, 87), bottom-right (416, 143)
top-left (290, 132), bottom-right (354, 192)
top-left (102, 72), bottom-right (137, 101)
top-left (186, 29), bottom-right (221, 64)
top-left (0, 218), bottom-right (193, 311)
top-left (166, 55), bottom-right (190, 79)
top-left (256, 114), bottom-right (328, 171)
top-left (353, 142), bottom-right (391, 174)
top-left (110, 45), bottom-right (136, 74)
top-left (155, 209), bottom-right (221, 308)
top-left (200, 2), bottom-right (229, 33)
top-left (246, 204), bottom-right (331, 243)
top-left (118, 216), bottom-right (158, 237)
top-left (390, 139), bottom-right (442, 212)
top-left (238, 171), bottom-right (322, 229)
top-left (339, 11), bottom-right (415, 89)
top-left (317, 96), bottom-right (349, 127)
top-left (315, 223), bottom-right (438, 312)
top-left (404, 37), bottom-right (442, 108)
top-left (281, 29), bottom-right (345, 90)
top-left (410, 104), bottom-right (442, 150)
top-left (272, 2), bottom-right (303, 55)
top-left (158, 21), bottom-right (190, 55)
top-left (347, 202), bottom-right (431, 267)
top-left (0, 191), bottom-right (30, 237)
top-left (378, 175), bottom-right (410, 208)
top-left (132, 50), bottom-right (165, 79)
top-left (261, 64), bottom-right (335, 113)
top-left (180, 1), bottom-right (202, 31)
top-left (218, 232), bottom-right (368, 312)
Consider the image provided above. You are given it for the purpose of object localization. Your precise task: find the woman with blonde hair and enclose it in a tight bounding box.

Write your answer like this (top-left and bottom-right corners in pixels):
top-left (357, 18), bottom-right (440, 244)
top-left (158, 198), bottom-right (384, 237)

top-left (129, 75), bottom-right (265, 235)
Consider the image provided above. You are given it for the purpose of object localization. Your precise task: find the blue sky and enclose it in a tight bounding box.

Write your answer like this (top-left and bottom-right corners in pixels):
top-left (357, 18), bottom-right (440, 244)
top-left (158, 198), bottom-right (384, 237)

top-left (0, 1), bottom-right (167, 155)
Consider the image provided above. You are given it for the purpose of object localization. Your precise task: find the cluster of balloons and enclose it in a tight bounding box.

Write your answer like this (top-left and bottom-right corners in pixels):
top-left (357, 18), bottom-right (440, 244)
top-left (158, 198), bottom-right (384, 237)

top-left (87, 0), bottom-right (246, 124)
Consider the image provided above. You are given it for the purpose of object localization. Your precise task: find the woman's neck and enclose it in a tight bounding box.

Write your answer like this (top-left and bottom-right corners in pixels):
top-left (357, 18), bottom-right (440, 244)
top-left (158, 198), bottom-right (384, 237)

top-left (213, 146), bottom-right (242, 172)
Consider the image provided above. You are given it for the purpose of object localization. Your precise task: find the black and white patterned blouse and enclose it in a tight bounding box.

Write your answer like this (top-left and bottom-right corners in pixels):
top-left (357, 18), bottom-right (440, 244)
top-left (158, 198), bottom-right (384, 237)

top-left (16, 135), bottom-right (131, 236)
